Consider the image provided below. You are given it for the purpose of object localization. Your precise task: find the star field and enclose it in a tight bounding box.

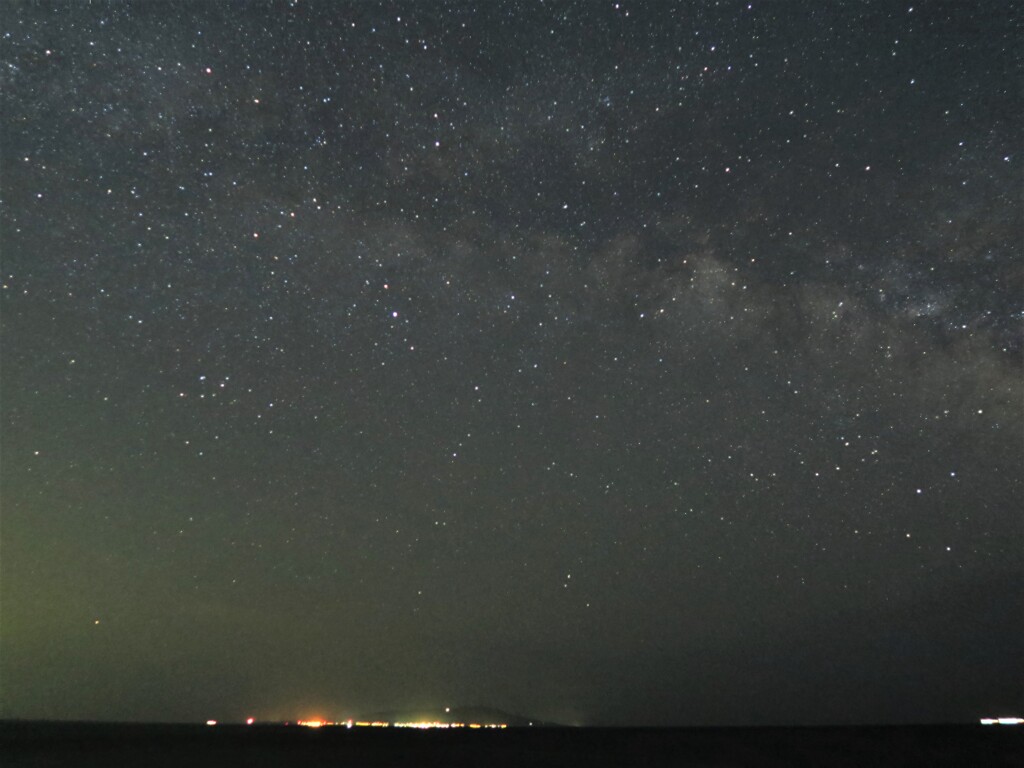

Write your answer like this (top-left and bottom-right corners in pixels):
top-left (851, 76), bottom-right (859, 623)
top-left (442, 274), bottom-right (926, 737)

top-left (1, 1), bottom-right (1020, 726)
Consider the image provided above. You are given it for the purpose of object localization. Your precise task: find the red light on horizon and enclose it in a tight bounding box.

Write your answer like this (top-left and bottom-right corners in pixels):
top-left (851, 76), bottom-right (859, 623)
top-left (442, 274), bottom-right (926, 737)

top-left (246, 718), bottom-right (255, 725)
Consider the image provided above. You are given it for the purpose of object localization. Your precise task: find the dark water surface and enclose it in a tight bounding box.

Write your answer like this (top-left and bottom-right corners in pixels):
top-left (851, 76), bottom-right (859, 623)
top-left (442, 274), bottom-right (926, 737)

top-left (2, 721), bottom-right (1021, 767)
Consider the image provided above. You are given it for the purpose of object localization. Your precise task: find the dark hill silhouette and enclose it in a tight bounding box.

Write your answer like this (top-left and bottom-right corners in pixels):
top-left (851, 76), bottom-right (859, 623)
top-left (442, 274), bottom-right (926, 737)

top-left (352, 706), bottom-right (563, 727)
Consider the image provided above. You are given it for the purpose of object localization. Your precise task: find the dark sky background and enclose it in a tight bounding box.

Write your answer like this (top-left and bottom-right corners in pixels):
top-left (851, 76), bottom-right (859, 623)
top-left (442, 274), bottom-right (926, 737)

top-left (1, 1), bottom-right (1021, 727)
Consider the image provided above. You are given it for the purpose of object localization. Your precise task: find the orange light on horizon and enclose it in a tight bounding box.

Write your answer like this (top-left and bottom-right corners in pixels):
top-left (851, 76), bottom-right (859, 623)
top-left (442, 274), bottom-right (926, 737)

top-left (298, 720), bottom-right (324, 728)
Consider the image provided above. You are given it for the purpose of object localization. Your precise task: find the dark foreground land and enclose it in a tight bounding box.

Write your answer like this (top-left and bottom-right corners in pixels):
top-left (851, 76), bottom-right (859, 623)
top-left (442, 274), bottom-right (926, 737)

top-left (2, 721), bottom-right (1022, 767)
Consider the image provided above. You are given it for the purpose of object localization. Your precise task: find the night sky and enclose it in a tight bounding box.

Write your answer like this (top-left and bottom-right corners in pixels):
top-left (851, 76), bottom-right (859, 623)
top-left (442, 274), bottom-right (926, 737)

top-left (1, 1), bottom-right (1021, 727)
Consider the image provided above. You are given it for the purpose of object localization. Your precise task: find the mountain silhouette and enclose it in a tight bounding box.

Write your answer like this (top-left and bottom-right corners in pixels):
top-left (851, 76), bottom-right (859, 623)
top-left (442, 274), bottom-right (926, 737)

top-left (351, 706), bottom-right (563, 727)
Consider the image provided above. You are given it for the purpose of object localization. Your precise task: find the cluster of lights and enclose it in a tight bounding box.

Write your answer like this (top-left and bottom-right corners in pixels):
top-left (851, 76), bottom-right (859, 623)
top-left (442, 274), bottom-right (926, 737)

top-left (206, 717), bottom-right (509, 729)
top-left (393, 722), bottom-right (507, 729)
top-left (980, 717), bottom-right (1022, 726)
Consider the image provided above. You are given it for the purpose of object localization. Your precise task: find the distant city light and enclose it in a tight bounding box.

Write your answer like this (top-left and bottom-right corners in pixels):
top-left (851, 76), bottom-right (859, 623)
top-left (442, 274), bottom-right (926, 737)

top-left (246, 718), bottom-right (255, 725)
top-left (274, 717), bottom-right (510, 730)
top-left (980, 717), bottom-right (1022, 725)
top-left (206, 720), bottom-right (217, 726)
top-left (392, 721), bottom-right (507, 729)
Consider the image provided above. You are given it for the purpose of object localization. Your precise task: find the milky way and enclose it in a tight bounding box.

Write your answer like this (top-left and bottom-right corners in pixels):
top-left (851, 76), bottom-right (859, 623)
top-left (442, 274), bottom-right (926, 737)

top-left (1, 1), bottom-right (1020, 725)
